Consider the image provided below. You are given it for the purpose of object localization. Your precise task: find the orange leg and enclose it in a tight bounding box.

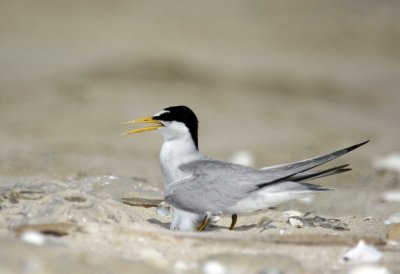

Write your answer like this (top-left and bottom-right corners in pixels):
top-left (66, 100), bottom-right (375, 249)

top-left (197, 216), bottom-right (210, 232)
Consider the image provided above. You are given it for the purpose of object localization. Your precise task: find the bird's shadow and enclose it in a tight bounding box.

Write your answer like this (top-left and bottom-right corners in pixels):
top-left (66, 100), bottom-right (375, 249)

top-left (147, 218), bottom-right (257, 232)
top-left (207, 224), bottom-right (257, 232)
top-left (230, 224), bottom-right (257, 231)
top-left (147, 218), bottom-right (170, 229)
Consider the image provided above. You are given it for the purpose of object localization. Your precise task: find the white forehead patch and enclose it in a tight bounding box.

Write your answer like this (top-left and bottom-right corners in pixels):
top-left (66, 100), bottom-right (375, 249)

top-left (153, 109), bottom-right (170, 118)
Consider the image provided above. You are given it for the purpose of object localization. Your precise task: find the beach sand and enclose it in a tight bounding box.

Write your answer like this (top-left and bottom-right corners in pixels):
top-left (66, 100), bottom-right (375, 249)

top-left (1, 1), bottom-right (400, 273)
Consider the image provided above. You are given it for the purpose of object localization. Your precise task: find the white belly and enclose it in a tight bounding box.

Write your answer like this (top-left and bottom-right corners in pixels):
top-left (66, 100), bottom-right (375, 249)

top-left (226, 185), bottom-right (314, 214)
top-left (159, 138), bottom-right (205, 231)
top-left (170, 208), bottom-right (204, 231)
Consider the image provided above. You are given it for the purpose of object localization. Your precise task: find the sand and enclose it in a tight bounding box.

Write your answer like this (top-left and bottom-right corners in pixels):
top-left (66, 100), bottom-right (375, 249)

top-left (1, 1), bottom-right (400, 273)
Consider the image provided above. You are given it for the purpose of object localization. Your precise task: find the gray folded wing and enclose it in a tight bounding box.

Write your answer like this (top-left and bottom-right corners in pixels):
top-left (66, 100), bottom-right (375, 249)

top-left (165, 141), bottom-right (369, 214)
top-left (165, 160), bottom-right (266, 213)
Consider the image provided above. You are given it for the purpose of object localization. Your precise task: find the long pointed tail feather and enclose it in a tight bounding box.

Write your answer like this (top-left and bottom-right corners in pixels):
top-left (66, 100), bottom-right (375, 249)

top-left (298, 182), bottom-right (333, 191)
top-left (256, 140), bottom-right (368, 189)
top-left (290, 164), bottom-right (351, 182)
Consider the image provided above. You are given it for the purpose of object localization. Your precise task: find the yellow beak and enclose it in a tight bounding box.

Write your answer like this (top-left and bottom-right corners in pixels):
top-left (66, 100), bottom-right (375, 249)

top-left (121, 116), bottom-right (163, 135)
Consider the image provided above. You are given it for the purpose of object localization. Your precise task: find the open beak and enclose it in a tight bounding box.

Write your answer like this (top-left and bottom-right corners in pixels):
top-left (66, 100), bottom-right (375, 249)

top-left (121, 116), bottom-right (163, 135)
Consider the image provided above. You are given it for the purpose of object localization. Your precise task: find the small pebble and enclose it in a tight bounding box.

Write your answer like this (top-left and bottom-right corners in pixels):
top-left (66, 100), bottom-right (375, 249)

top-left (384, 212), bottom-right (400, 225)
top-left (203, 261), bottom-right (227, 274)
top-left (210, 215), bottom-right (221, 223)
top-left (342, 240), bottom-right (382, 263)
top-left (174, 260), bottom-right (189, 271)
top-left (156, 202), bottom-right (171, 217)
top-left (348, 265), bottom-right (391, 274)
top-left (381, 191), bottom-right (400, 203)
top-left (20, 231), bottom-right (47, 246)
top-left (296, 196), bottom-right (314, 204)
top-left (283, 210), bottom-right (303, 217)
top-left (288, 217), bottom-right (304, 228)
top-left (373, 153), bottom-right (400, 173)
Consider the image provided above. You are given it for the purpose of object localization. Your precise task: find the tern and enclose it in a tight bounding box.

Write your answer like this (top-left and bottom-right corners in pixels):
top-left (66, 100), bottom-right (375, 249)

top-left (123, 105), bottom-right (368, 231)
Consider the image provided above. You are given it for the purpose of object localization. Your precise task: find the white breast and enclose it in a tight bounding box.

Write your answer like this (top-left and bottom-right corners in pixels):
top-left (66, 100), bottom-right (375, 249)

top-left (159, 123), bottom-right (202, 184)
top-left (157, 120), bottom-right (205, 231)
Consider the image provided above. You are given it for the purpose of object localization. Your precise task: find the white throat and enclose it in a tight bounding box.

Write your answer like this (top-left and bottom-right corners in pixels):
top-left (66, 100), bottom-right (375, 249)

top-left (158, 122), bottom-right (201, 184)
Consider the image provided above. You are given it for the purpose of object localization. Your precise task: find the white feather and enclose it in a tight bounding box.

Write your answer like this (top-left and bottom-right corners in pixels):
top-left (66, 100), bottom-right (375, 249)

top-left (158, 121), bottom-right (204, 230)
top-left (170, 208), bottom-right (203, 231)
top-left (227, 183), bottom-right (313, 214)
top-left (153, 109), bottom-right (170, 117)
top-left (342, 240), bottom-right (382, 263)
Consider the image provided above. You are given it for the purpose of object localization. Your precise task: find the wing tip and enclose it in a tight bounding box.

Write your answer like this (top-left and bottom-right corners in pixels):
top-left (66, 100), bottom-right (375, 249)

top-left (346, 140), bottom-right (369, 152)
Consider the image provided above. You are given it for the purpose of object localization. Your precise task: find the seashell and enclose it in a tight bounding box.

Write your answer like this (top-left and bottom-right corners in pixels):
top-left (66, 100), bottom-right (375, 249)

top-left (288, 217), bottom-right (304, 228)
top-left (202, 261), bottom-right (227, 274)
top-left (373, 153), bottom-right (400, 173)
top-left (296, 196), bottom-right (314, 204)
top-left (156, 201), bottom-right (171, 217)
top-left (387, 223), bottom-right (400, 241)
top-left (283, 210), bottom-right (303, 217)
top-left (381, 191), bottom-right (400, 203)
top-left (349, 265), bottom-right (391, 274)
top-left (384, 212), bottom-right (400, 225)
top-left (342, 240), bottom-right (382, 263)
top-left (19, 231), bottom-right (47, 246)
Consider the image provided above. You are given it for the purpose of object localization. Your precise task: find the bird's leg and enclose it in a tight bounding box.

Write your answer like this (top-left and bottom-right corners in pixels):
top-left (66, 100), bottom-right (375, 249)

top-left (229, 214), bottom-right (238, 230)
top-left (197, 216), bottom-right (210, 232)
top-left (197, 212), bottom-right (212, 232)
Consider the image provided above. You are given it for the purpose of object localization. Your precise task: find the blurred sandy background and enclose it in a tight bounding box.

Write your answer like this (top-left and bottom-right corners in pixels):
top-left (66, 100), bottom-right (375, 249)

top-left (1, 2), bottom-right (400, 274)
top-left (1, 0), bottom-right (400, 195)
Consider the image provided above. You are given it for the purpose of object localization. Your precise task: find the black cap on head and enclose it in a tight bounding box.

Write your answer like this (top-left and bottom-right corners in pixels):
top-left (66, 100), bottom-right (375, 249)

top-left (153, 106), bottom-right (199, 149)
